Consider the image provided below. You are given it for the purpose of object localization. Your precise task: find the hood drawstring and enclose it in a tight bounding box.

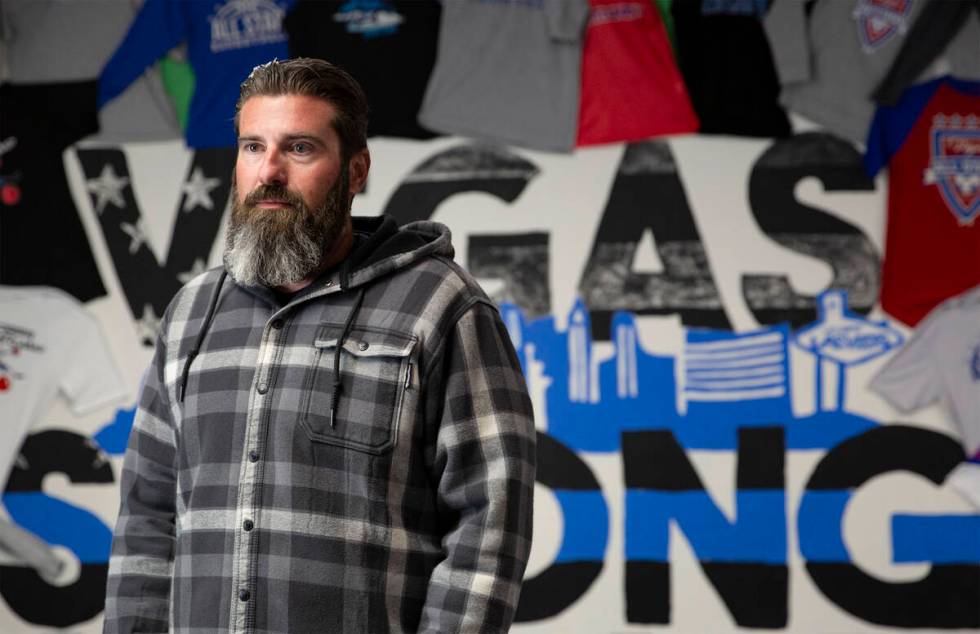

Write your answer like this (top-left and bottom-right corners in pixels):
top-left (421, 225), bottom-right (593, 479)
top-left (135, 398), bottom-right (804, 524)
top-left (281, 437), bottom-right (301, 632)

top-left (179, 271), bottom-right (227, 402)
top-left (330, 287), bottom-right (365, 428)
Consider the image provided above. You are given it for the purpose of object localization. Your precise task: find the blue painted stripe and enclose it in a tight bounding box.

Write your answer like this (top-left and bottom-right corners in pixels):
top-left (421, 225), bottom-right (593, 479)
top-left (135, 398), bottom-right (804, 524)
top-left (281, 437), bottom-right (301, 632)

top-left (625, 490), bottom-right (786, 563)
top-left (553, 490), bottom-right (609, 562)
top-left (892, 515), bottom-right (980, 564)
top-left (797, 490), bottom-right (850, 562)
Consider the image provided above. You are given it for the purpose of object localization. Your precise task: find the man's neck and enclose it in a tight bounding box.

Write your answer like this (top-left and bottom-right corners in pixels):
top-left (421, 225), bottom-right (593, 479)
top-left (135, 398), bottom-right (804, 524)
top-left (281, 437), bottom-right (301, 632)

top-left (274, 221), bottom-right (354, 294)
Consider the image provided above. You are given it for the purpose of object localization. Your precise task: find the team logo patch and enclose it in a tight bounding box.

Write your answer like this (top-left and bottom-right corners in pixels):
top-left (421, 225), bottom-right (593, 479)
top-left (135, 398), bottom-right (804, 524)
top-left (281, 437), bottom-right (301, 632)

top-left (852, 0), bottom-right (912, 52)
top-left (923, 114), bottom-right (980, 225)
top-left (209, 0), bottom-right (287, 53)
top-left (333, 0), bottom-right (404, 38)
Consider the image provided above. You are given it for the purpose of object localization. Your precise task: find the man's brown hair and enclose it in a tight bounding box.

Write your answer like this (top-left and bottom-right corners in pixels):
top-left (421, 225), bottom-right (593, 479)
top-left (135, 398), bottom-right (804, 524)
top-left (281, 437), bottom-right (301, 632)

top-left (235, 58), bottom-right (369, 160)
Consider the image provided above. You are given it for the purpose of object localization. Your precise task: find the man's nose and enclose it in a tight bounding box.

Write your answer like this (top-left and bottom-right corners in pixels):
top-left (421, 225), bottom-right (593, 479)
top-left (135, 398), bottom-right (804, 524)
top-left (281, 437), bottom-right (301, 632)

top-left (258, 149), bottom-right (286, 186)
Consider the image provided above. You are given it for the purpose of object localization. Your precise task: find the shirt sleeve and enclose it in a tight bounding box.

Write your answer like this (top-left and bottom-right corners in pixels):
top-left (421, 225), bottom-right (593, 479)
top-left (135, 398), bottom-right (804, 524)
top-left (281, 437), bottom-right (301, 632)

top-left (869, 312), bottom-right (943, 412)
top-left (545, 0), bottom-right (590, 43)
top-left (763, 0), bottom-right (811, 85)
top-left (98, 0), bottom-right (188, 108)
top-left (418, 299), bottom-right (536, 633)
top-left (103, 330), bottom-right (178, 634)
top-left (59, 308), bottom-right (128, 416)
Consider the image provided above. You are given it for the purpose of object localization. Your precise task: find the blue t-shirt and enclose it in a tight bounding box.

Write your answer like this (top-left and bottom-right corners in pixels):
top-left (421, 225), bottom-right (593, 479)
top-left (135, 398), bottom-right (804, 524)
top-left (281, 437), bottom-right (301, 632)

top-left (99, 0), bottom-right (295, 148)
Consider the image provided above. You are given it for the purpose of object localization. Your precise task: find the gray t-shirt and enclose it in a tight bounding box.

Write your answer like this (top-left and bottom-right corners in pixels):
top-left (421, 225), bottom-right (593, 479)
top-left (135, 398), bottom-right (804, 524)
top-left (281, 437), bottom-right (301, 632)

top-left (0, 0), bottom-right (180, 142)
top-left (871, 285), bottom-right (980, 507)
top-left (764, 0), bottom-right (980, 144)
top-left (418, 0), bottom-right (589, 152)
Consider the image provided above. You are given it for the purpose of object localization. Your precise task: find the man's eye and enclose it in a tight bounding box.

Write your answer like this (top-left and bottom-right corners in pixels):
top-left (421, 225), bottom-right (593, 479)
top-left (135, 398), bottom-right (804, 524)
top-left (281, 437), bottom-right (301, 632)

top-left (243, 143), bottom-right (261, 153)
top-left (292, 142), bottom-right (312, 154)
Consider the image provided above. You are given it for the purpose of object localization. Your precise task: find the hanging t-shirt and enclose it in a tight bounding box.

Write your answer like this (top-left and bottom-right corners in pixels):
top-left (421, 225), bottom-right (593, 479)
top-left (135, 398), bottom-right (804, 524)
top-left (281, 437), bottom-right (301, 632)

top-left (870, 285), bottom-right (980, 508)
top-left (284, 0), bottom-right (441, 140)
top-left (0, 286), bottom-right (127, 486)
top-left (872, 0), bottom-right (980, 107)
top-left (99, 0), bottom-right (295, 149)
top-left (672, 0), bottom-right (790, 138)
top-left (764, 0), bottom-right (980, 145)
top-left (864, 76), bottom-right (980, 327)
top-left (577, 0), bottom-right (698, 146)
top-left (418, 0), bottom-right (590, 152)
top-left (0, 82), bottom-right (106, 303)
top-left (0, 0), bottom-right (180, 143)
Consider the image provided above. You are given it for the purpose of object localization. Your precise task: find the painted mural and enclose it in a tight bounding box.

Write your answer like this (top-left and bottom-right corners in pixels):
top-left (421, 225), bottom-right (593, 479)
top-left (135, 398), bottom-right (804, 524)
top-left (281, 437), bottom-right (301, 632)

top-left (1, 131), bottom-right (977, 633)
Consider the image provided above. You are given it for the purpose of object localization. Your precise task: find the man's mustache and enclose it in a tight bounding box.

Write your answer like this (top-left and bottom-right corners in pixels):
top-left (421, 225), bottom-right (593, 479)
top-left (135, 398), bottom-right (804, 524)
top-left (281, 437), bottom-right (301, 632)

top-left (242, 184), bottom-right (307, 209)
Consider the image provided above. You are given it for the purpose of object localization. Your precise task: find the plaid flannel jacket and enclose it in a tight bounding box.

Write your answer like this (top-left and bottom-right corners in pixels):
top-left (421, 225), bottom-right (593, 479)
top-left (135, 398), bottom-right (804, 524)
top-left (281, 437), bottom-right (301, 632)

top-left (104, 219), bottom-right (536, 633)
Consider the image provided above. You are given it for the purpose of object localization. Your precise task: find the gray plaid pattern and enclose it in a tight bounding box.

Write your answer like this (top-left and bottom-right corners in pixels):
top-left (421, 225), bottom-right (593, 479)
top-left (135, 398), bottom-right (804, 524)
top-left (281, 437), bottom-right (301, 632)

top-left (104, 221), bottom-right (536, 633)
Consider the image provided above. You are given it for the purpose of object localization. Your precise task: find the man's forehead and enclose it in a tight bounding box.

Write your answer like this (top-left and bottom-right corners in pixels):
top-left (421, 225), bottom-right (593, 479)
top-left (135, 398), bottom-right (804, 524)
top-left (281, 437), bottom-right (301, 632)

top-left (238, 94), bottom-right (337, 138)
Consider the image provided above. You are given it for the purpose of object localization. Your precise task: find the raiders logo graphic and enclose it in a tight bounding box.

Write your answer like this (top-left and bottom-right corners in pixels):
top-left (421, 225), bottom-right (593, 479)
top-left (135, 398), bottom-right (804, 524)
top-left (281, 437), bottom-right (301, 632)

top-left (923, 114), bottom-right (980, 225)
top-left (851, 0), bottom-right (912, 52)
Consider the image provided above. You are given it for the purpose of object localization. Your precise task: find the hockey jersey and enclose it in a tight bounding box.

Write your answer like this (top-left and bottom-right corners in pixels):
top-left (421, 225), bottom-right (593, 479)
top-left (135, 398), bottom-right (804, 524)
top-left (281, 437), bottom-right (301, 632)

top-left (864, 76), bottom-right (980, 327)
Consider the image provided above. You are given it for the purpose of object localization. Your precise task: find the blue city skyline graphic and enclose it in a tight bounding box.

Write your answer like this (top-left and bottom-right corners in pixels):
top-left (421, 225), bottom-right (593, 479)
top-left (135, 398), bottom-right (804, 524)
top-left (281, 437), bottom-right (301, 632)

top-left (501, 290), bottom-right (903, 453)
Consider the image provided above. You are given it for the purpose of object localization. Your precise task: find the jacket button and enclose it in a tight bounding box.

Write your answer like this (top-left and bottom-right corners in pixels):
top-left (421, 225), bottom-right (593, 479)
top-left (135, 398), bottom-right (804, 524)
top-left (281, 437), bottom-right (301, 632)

top-left (239, 589), bottom-right (250, 602)
top-left (243, 519), bottom-right (254, 532)
top-left (358, 341), bottom-right (369, 351)
top-left (271, 319), bottom-right (283, 330)
top-left (248, 450), bottom-right (260, 462)
top-left (257, 382), bottom-right (268, 394)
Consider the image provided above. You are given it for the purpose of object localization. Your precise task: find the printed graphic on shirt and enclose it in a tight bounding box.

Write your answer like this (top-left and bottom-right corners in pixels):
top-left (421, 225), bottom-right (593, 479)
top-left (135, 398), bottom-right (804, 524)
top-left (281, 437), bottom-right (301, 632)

top-left (0, 137), bottom-right (21, 207)
top-left (852, 0), bottom-right (912, 52)
top-left (333, 0), bottom-right (404, 38)
top-left (923, 114), bottom-right (980, 225)
top-left (209, 0), bottom-right (288, 53)
top-left (589, 2), bottom-right (644, 26)
top-left (0, 325), bottom-right (43, 392)
top-left (700, 0), bottom-right (768, 18)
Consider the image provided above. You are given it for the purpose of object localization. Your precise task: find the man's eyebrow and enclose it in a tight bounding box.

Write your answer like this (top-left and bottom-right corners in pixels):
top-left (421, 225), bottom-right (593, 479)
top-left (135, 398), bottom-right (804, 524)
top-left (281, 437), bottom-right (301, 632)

top-left (236, 133), bottom-right (328, 147)
top-left (281, 133), bottom-right (326, 146)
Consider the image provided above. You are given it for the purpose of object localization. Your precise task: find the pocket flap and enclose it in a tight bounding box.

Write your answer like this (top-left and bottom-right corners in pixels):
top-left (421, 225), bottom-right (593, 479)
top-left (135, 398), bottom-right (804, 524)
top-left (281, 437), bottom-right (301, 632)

top-left (313, 326), bottom-right (416, 359)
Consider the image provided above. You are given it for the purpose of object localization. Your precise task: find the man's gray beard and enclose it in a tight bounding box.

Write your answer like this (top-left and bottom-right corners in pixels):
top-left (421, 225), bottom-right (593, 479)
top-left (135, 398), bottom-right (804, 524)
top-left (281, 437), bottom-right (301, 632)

top-left (223, 173), bottom-right (349, 288)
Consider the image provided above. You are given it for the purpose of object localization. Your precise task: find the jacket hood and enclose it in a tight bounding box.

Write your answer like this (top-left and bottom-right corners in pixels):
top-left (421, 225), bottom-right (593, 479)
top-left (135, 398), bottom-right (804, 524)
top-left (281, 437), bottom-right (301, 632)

top-left (224, 215), bottom-right (454, 298)
top-left (341, 216), bottom-right (454, 290)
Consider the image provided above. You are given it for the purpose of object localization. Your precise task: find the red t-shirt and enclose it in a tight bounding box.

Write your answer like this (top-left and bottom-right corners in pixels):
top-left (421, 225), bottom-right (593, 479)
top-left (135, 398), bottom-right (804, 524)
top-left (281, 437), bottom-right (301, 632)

top-left (576, 0), bottom-right (699, 146)
top-left (865, 76), bottom-right (980, 327)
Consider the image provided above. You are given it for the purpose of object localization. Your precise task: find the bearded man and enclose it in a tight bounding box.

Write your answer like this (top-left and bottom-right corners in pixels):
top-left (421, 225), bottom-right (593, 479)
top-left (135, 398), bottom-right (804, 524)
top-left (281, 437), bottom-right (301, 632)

top-left (103, 58), bottom-right (536, 634)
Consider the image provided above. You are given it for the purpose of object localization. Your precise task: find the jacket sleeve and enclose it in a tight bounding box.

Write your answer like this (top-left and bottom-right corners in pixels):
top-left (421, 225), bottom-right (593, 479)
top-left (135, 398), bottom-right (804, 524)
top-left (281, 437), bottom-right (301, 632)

top-left (418, 299), bottom-right (536, 633)
top-left (103, 331), bottom-right (177, 633)
top-left (98, 0), bottom-right (187, 108)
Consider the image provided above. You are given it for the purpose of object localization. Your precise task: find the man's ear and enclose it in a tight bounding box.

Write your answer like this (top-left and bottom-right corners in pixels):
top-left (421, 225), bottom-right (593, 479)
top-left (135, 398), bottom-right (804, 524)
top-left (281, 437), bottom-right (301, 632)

top-left (347, 148), bottom-right (371, 197)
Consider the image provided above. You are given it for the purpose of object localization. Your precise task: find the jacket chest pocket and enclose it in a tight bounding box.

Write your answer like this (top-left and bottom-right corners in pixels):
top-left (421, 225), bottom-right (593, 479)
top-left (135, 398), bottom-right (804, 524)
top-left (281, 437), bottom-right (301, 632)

top-left (301, 326), bottom-right (417, 454)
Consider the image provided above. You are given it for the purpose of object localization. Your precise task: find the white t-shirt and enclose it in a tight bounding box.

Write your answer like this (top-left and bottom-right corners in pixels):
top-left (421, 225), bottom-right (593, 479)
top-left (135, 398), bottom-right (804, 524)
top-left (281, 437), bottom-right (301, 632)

top-left (870, 285), bottom-right (980, 507)
top-left (0, 286), bottom-right (127, 484)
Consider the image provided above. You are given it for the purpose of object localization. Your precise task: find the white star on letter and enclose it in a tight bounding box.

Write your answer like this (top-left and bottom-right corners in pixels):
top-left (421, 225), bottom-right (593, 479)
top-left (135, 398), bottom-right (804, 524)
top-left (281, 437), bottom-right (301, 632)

top-left (181, 167), bottom-right (222, 213)
top-left (119, 220), bottom-right (149, 255)
top-left (86, 164), bottom-right (130, 215)
top-left (137, 304), bottom-right (161, 343)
